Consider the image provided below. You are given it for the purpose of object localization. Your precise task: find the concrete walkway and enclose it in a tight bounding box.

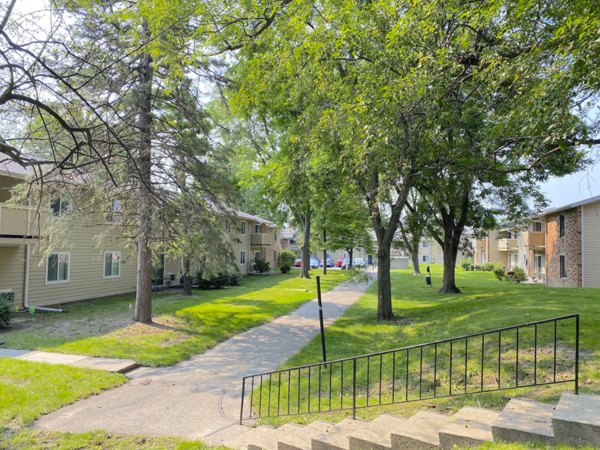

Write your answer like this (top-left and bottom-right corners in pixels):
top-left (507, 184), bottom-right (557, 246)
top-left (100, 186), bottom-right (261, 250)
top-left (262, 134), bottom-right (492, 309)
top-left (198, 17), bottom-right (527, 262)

top-left (32, 275), bottom-right (374, 446)
top-left (0, 348), bottom-right (138, 373)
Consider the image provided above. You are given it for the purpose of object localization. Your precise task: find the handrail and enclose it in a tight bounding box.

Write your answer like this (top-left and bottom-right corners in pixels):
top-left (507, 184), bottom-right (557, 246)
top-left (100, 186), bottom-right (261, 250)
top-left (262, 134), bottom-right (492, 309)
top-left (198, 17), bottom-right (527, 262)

top-left (240, 315), bottom-right (579, 423)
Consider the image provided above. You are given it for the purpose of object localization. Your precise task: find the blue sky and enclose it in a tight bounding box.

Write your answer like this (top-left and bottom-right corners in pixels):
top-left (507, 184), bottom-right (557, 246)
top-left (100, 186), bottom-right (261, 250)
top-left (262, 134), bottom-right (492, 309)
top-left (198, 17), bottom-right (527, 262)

top-left (541, 158), bottom-right (600, 208)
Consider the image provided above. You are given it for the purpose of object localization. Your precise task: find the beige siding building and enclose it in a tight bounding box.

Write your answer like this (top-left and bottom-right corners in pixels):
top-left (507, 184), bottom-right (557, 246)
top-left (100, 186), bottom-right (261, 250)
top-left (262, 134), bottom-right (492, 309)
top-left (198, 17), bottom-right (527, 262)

top-left (0, 162), bottom-right (279, 308)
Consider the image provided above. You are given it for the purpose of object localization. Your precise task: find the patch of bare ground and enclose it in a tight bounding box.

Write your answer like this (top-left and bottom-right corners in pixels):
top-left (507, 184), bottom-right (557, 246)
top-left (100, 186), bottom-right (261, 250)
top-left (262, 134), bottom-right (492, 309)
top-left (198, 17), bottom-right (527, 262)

top-left (111, 315), bottom-right (191, 346)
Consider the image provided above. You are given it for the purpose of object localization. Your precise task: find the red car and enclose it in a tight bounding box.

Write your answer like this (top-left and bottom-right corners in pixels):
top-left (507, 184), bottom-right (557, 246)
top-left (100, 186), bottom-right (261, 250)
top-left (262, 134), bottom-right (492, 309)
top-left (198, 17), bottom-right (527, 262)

top-left (294, 258), bottom-right (302, 267)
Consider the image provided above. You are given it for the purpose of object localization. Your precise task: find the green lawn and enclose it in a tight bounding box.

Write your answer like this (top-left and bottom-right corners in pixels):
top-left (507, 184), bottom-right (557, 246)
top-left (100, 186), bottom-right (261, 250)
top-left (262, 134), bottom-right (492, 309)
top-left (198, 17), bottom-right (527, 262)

top-left (257, 265), bottom-right (599, 431)
top-left (0, 359), bottom-right (223, 449)
top-left (1, 270), bottom-right (350, 366)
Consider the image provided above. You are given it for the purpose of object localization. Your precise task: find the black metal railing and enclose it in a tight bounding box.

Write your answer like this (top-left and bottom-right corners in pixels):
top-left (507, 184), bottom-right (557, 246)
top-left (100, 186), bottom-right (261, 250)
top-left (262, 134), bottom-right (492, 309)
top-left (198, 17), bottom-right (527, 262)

top-left (239, 314), bottom-right (579, 423)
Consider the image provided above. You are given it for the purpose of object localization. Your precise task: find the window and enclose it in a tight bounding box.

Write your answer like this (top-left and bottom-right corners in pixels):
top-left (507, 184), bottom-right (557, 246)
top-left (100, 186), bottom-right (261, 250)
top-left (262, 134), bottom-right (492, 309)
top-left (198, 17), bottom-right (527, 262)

top-left (50, 193), bottom-right (70, 216)
top-left (239, 221), bottom-right (246, 235)
top-left (533, 221), bottom-right (542, 232)
top-left (559, 215), bottom-right (566, 237)
top-left (254, 251), bottom-right (261, 262)
top-left (240, 251), bottom-right (246, 265)
top-left (508, 230), bottom-right (518, 239)
top-left (422, 255), bottom-right (430, 263)
top-left (422, 241), bottom-right (430, 248)
top-left (47, 253), bottom-right (69, 283)
top-left (225, 219), bottom-right (231, 233)
top-left (104, 252), bottom-right (121, 278)
top-left (255, 224), bottom-right (261, 234)
top-left (106, 200), bottom-right (122, 223)
top-left (560, 255), bottom-right (567, 278)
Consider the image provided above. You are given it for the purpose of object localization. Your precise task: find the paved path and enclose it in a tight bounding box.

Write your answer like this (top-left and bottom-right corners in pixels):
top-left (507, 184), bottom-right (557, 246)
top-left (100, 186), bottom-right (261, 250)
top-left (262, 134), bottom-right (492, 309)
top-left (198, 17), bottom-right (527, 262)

top-left (33, 276), bottom-right (374, 446)
top-left (0, 349), bottom-right (138, 373)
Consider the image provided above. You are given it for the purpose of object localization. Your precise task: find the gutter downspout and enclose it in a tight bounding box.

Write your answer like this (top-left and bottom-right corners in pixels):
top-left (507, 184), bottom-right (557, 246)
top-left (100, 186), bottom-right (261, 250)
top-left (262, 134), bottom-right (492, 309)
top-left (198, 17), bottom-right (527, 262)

top-left (23, 241), bottom-right (63, 313)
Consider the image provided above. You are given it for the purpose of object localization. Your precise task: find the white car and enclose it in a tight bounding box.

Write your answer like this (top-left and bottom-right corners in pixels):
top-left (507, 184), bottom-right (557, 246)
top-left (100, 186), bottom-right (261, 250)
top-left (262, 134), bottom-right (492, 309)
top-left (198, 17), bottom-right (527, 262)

top-left (352, 257), bottom-right (367, 268)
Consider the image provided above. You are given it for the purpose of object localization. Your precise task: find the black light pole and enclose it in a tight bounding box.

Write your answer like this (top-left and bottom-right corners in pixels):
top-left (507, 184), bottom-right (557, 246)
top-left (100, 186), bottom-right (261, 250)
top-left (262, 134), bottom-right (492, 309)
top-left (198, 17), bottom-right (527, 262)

top-left (316, 276), bottom-right (327, 364)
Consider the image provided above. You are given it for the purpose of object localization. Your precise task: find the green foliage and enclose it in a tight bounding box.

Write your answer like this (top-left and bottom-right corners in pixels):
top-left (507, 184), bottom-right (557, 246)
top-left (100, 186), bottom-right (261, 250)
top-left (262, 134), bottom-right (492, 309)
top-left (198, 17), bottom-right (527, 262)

top-left (0, 294), bottom-right (12, 328)
top-left (279, 264), bottom-right (291, 274)
top-left (482, 263), bottom-right (495, 272)
top-left (507, 267), bottom-right (527, 283)
top-left (494, 265), bottom-right (506, 281)
top-left (228, 271), bottom-right (241, 286)
top-left (461, 258), bottom-right (473, 271)
top-left (279, 249), bottom-right (297, 268)
top-left (253, 259), bottom-right (270, 273)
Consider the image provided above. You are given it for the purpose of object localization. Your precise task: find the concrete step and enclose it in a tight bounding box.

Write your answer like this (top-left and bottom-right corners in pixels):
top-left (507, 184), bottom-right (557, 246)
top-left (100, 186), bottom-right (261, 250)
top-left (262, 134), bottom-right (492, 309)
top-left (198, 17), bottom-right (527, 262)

top-left (279, 421), bottom-right (338, 450)
top-left (246, 423), bottom-right (306, 450)
top-left (312, 418), bottom-right (368, 450)
top-left (391, 411), bottom-right (451, 449)
top-left (552, 392), bottom-right (600, 448)
top-left (491, 398), bottom-right (555, 445)
top-left (438, 406), bottom-right (500, 450)
top-left (348, 413), bottom-right (407, 450)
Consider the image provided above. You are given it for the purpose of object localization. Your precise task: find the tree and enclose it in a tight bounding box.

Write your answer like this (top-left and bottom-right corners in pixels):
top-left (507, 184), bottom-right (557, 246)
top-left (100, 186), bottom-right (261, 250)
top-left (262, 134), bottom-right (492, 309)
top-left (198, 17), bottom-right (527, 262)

top-left (399, 192), bottom-right (432, 275)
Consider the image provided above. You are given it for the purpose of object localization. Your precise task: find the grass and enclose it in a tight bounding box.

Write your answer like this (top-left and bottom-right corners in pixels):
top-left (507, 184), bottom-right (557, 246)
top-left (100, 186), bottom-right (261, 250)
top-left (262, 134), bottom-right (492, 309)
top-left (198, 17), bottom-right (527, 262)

top-left (1, 269), bottom-right (350, 366)
top-left (0, 358), bottom-right (224, 449)
top-left (0, 358), bottom-right (126, 428)
top-left (254, 265), bottom-right (600, 428)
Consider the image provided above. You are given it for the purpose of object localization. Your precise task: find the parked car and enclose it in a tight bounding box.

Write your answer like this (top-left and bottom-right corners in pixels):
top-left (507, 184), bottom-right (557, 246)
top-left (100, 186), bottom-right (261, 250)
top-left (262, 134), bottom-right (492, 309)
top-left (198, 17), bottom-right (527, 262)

top-left (310, 257), bottom-right (320, 268)
top-left (336, 258), bottom-right (344, 267)
top-left (320, 257), bottom-right (334, 267)
top-left (353, 257), bottom-right (367, 268)
top-left (294, 258), bottom-right (301, 267)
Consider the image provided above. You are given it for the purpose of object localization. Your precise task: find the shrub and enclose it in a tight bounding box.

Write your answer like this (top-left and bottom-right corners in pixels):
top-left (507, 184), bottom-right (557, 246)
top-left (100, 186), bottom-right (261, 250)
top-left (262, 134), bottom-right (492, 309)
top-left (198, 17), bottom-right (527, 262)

top-left (512, 267), bottom-right (526, 283)
top-left (212, 271), bottom-right (229, 288)
top-left (474, 265), bottom-right (482, 271)
top-left (195, 271), bottom-right (230, 289)
top-left (493, 264), bottom-right (506, 281)
top-left (228, 271), bottom-right (241, 286)
top-left (482, 262), bottom-right (495, 272)
top-left (461, 259), bottom-right (472, 271)
top-left (280, 263), bottom-right (291, 274)
top-left (252, 259), bottom-right (270, 273)
top-left (0, 297), bottom-right (10, 328)
top-left (279, 250), bottom-right (296, 269)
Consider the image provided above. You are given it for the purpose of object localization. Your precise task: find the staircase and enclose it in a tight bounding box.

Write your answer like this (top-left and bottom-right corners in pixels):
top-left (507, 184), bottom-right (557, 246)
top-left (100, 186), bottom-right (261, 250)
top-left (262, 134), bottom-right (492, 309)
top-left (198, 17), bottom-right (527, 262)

top-left (228, 392), bottom-right (600, 449)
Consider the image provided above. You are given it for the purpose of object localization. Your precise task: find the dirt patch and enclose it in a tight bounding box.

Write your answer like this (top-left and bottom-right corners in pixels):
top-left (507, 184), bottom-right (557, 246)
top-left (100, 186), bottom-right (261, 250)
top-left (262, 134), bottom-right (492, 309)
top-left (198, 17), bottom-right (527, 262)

top-left (111, 316), bottom-right (191, 345)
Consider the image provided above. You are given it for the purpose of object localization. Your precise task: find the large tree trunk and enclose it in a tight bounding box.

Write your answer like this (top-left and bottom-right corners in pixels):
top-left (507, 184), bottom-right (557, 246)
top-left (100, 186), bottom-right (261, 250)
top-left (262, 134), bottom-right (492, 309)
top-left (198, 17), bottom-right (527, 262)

top-left (411, 251), bottom-right (421, 275)
top-left (134, 37), bottom-right (154, 323)
top-left (439, 226), bottom-right (461, 293)
top-left (183, 257), bottom-right (192, 296)
top-left (300, 210), bottom-right (311, 278)
top-left (377, 245), bottom-right (394, 320)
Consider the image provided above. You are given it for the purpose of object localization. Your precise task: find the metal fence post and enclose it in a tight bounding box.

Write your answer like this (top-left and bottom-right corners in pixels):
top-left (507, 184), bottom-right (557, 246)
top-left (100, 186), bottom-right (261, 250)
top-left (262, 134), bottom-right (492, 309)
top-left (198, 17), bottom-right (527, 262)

top-left (575, 314), bottom-right (580, 395)
top-left (352, 359), bottom-right (357, 419)
top-left (239, 378), bottom-right (246, 424)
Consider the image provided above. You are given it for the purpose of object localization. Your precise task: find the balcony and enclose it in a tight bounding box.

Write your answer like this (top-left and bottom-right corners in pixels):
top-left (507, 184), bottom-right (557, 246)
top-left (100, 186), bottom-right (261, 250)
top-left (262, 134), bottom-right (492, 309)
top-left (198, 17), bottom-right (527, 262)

top-left (528, 231), bottom-right (545, 249)
top-left (497, 238), bottom-right (518, 252)
top-left (251, 233), bottom-right (275, 246)
top-left (0, 204), bottom-right (38, 238)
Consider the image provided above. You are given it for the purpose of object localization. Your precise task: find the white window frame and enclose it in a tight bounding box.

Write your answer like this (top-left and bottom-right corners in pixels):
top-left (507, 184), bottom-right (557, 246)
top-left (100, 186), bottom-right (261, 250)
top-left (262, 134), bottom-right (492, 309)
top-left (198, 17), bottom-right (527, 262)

top-left (46, 252), bottom-right (70, 284)
top-left (533, 221), bottom-right (542, 232)
top-left (254, 251), bottom-right (261, 262)
top-left (103, 251), bottom-right (121, 279)
top-left (422, 255), bottom-right (430, 263)
top-left (240, 251), bottom-right (246, 265)
top-left (106, 200), bottom-right (122, 224)
top-left (422, 241), bottom-right (430, 248)
top-left (559, 215), bottom-right (566, 237)
top-left (239, 221), bottom-right (246, 235)
top-left (50, 193), bottom-right (70, 216)
top-left (559, 254), bottom-right (567, 279)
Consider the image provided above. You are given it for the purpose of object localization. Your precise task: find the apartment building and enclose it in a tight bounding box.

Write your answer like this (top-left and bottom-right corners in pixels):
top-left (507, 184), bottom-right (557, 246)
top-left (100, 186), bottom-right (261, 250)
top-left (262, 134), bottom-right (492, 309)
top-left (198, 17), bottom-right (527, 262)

top-left (473, 220), bottom-right (546, 282)
top-left (540, 195), bottom-right (600, 288)
top-left (0, 161), bottom-right (279, 308)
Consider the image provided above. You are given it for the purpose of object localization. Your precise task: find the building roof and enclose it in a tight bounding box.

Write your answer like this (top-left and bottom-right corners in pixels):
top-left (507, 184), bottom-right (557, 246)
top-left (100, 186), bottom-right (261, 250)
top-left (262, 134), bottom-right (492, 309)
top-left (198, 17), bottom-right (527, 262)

top-left (539, 194), bottom-right (600, 216)
top-left (0, 159), bottom-right (32, 178)
top-left (280, 228), bottom-right (296, 240)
